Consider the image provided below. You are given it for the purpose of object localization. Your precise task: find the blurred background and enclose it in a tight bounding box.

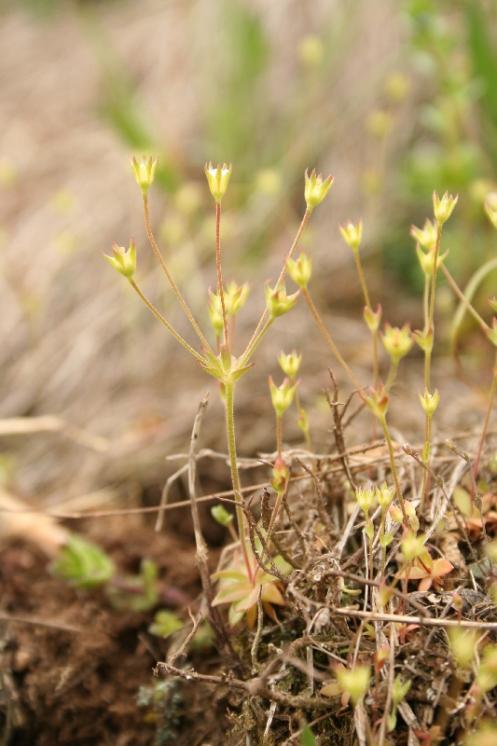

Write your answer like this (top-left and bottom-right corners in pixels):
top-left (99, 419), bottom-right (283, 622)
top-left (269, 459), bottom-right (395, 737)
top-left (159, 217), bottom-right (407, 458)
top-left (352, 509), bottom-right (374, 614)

top-left (1, 0), bottom-right (497, 521)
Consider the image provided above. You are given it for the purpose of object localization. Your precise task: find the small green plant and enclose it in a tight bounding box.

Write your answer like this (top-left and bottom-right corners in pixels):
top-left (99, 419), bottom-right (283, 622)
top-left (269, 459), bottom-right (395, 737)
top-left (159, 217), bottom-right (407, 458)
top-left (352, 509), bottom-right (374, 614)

top-left (51, 535), bottom-right (115, 589)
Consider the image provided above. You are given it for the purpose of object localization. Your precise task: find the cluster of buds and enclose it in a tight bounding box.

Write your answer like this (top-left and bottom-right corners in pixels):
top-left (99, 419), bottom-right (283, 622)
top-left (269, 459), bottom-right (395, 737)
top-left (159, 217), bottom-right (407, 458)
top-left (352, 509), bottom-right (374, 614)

top-left (340, 220), bottom-right (363, 253)
top-left (271, 455), bottom-right (290, 494)
top-left (265, 284), bottom-right (299, 319)
top-left (287, 252), bottom-right (312, 289)
top-left (419, 388), bottom-right (440, 417)
top-left (131, 155), bottom-right (157, 194)
top-left (304, 169), bottom-right (334, 211)
top-left (335, 665), bottom-right (371, 706)
top-left (269, 377), bottom-right (297, 417)
top-left (381, 323), bottom-right (413, 364)
top-left (204, 162), bottom-right (232, 204)
top-left (104, 241), bottom-right (137, 279)
top-left (278, 351), bottom-right (301, 379)
top-left (485, 192), bottom-right (497, 230)
top-left (432, 190), bottom-right (458, 226)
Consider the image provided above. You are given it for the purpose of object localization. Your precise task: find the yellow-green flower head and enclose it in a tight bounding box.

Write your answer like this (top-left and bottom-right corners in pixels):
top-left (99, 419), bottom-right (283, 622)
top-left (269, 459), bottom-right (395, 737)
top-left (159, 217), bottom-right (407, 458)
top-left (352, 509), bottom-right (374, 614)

top-left (268, 376), bottom-right (298, 417)
top-left (304, 168), bottom-right (334, 211)
top-left (265, 284), bottom-right (299, 319)
top-left (485, 192), bottom-right (497, 230)
top-left (278, 350), bottom-right (302, 379)
top-left (104, 241), bottom-right (137, 279)
top-left (381, 323), bottom-right (413, 363)
top-left (287, 252), bottom-right (312, 288)
top-left (363, 304), bottom-right (382, 333)
top-left (355, 484), bottom-right (376, 514)
top-left (340, 220), bottom-right (363, 252)
top-left (335, 665), bottom-right (370, 706)
top-left (410, 219), bottom-right (438, 251)
top-left (400, 531), bottom-right (425, 562)
top-left (131, 155), bottom-right (157, 194)
top-left (208, 290), bottom-right (224, 337)
top-left (204, 162), bottom-right (232, 204)
top-left (433, 190), bottom-right (458, 225)
top-left (419, 388), bottom-right (440, 417)
top-left (376, 482), bottom-right (394, 510)
top-left (225, 281), bottom-right (249, 316)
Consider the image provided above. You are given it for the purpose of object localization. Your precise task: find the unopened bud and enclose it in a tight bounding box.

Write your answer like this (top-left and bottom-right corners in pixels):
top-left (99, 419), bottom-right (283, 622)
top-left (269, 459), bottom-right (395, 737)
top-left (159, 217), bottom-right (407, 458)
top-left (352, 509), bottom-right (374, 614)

top-left (278, 351), bottom-right (302, 379)
top-left (363, 304), bottom-right (382, 333)
top-left (265, 284), bottom-right (299, 319)
top-left (204, 162), bottom-right (232, 204)
top-left (131, 155), bottom-right (157, 194)
top-left (269, 377), bottom-right (297, 417)
top-left (304, 169), bottom-right (334, 211)
top-left (340, 221), bottom-right (363, 252)
top-left (104, 241), bottom-right (137, 279)
top-left (287, 252), bottom-right (312, 288)
top-left (411, 219), bottom-right (438, 251)
top-left (419, 388), bottom-right (440, 417)
top-left (382, 323), bottom-right (413, 363)
top-left (433, 191), bottom-right (458, 225)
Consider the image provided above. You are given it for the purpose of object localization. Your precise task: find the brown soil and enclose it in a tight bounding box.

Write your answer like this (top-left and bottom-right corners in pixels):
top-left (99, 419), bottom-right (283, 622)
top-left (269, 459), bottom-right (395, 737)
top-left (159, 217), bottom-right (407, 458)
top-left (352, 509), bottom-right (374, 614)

top-left (0, 519), bottom-right (227, 746)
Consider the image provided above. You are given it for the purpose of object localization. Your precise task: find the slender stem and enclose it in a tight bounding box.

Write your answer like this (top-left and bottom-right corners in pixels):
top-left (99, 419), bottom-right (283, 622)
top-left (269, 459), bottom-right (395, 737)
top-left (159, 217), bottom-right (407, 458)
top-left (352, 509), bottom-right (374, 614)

top-left (302, 288), bottom-right (363, 391)
top-left (129, 280), bottom-right (205, 364)
top-left (384, 359), bottom-right (399, 392)
top-left (353, 250), bottom-right (372, 309)
top-left (441, 264), bottom-right (489, 333)
top-left (142, 195), bottom-right (214, 354)
top-left (474, 352), bottom-right (497, 478)
top-left (215, 203), bottom-right (229, 348)
top-left (224, 381), bottom-right (253, 582)
top-left (372, 328), bottom-right (380, 389)
top-left (275, 414), bottom-right (283, 456)
top-left (241, 318), bottom-right (273, 366)
top-left (243, 209), bottom-right (311, 358)
top-left (380, 416), bottom-right (407, 524)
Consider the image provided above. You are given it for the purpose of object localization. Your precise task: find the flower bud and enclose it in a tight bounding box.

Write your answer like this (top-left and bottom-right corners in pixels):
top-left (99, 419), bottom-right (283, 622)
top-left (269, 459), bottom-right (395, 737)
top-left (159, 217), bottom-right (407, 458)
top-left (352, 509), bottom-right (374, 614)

top-left (278, 351), bottom-right (302, 379)
top-left (365, 387), bottom-right (389, 422)
top-left (225, 281), bottom-right (249, 316)
top-left (485, 192), bottom-right (497, 230)
top-left (340, 221), bottom-right (363, 252)
top-left (287, 252), bottom-right (312, 288)
top-left (204, 162), bottom-right (232, 204)
top-left (335, 665), bottom-right (370, 706)
top-left (416, 245), bottom-right (448, 276)
top-left (304, 169), bottom-right (334, 211)
top-left (269, 377), bottom-right (297, 417)
top-left (400, 531), bottom-right (425, 562)
top-left (104, 241), bottom-right (137, 279)
top-left (208, 290), bottom-right (224, 337)
top-left (271, 455), bottom-right (290, 494)
top-left (410, 219), bottom-right (438, 251)
top-left (355, 485), bottom-right (376, 515)
top-left (131, 155), bottom-right (157, 194)
top-left (265, 284), bottom-right (299, 319)
top-left (381, 323), bottom-right (413, 363)
top-left (363, 304), bottom-right (382, 332)
top-left (413, 328), bottom-right (434, 353)
top-left (419, 389), bottom-right (440, 417)
top-left (376, 483), bottom-right (394, 510)
top-left (433, 191), bottom-right (458, 225)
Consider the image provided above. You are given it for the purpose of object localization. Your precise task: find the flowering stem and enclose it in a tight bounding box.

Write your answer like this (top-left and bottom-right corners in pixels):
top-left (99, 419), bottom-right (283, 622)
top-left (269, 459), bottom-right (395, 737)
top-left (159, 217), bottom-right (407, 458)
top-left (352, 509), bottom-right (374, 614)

top-left (275, 414), bottom-right (283, 456)
top-left (241, 318), bottom-right (273, 366)
top-left (224, 381), bottom-right (253, 582)
top-left (384, 359), bottom-right (399, 392)
top-left (245, 209), bottom-right (311, 356)
top-left (129, 280), bottom-right (205, 364)
top-left (302, 288), bottom-right (363, 391)
top-left (352, 250), bottom-right (379, 387)
top-left (441, 264), bottom-right (489, 334)
top-left (474, 351), bottom-right (497, 478)
top-left (380, 416), bottom-right (407, 524)
top-left (142, 195), bottom-right (214, 355)
top-left (215, 203), bottom-right (229, 349)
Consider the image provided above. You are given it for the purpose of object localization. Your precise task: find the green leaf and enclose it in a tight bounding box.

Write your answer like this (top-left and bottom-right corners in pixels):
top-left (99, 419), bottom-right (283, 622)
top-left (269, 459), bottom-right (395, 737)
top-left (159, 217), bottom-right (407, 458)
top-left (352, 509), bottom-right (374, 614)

top-left (51, 535), bottom-right (115, 589)
top-left (149, 610), bottom-right (183, 639)
top-left (211, 504), bottom-right (234, 526)
top-left (300, 724), bottom-right (316, 746)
